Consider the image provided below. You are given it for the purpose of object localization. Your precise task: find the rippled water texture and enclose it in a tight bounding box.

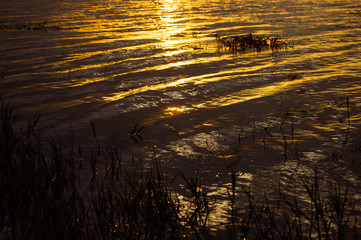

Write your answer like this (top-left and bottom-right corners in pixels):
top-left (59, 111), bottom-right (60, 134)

top-left (1, 0), bottom-right (361, 230)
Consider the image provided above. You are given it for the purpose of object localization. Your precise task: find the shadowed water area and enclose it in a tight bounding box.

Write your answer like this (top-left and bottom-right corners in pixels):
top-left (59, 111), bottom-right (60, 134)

top-left (1, 0), bottom-right (361, 232)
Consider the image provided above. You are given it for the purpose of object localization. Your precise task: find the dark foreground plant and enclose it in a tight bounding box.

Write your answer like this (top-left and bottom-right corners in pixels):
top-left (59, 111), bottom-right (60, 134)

top-left (0, 100), bottom-right (211, 240)
top-left (1, 100), bottom-right (360, 239)
top-left (225, 169), bottom-right (361, 240)
top-left (0, 101), bottom-right (85, 239)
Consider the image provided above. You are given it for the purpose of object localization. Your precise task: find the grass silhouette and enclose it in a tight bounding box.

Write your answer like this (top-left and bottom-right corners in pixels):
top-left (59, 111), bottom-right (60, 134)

top-left (1, 100), bottom-right (360, 239)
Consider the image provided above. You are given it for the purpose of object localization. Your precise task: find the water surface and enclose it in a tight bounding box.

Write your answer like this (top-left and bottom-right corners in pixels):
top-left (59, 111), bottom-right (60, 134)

top-left (1, 0), bottom-right (361, 231)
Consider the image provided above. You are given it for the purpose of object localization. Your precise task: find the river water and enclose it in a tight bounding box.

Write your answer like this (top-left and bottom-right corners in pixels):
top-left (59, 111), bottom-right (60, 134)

top-left (1, 0), bottom-right (361, 232)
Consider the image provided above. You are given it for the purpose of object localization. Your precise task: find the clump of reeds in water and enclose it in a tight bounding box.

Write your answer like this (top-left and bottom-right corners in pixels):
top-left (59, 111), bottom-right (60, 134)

top-left (215, 32), bottom-right (291, 53)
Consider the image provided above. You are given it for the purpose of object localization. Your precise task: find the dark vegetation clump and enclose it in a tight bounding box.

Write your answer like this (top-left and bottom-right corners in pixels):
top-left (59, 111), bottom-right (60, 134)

top-left (215, 33), bottom-right (292, 53)
top-left (0, 100), bottom-right (360, 239)
top-left (0, 21), bottom-right (78, 31)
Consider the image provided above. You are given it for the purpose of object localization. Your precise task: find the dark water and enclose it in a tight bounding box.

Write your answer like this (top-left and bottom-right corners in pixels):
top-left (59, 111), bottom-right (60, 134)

top-left (1, 0), bottom-right (361, 229)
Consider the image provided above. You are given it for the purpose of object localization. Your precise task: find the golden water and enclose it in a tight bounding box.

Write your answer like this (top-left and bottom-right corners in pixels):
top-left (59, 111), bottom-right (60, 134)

top-left (1, 0), bottom-right (361, 231)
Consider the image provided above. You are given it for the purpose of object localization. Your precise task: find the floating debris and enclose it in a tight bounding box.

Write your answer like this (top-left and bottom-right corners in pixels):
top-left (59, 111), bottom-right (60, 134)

top-left (215, 32), bottom-right (292, 53)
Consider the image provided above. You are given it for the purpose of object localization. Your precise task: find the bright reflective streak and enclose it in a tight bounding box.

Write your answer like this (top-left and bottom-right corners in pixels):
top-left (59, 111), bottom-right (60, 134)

top-left (191, 75), bottom-right (322, 110)
top-left (103, 63), bottom-right (277, 102)
top-left (103, 76), bottom-right (200, 101)
top-left (165, 106), bottom-right (193, 115)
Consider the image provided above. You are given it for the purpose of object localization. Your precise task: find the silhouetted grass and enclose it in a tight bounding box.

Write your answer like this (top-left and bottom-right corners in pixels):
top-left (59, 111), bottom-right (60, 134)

top-left (232, 170), bottom-right (360, 240)
top-left (0, 100), bottom-right (211, 239)
top-left (1, 100), bottom-right (360, 239)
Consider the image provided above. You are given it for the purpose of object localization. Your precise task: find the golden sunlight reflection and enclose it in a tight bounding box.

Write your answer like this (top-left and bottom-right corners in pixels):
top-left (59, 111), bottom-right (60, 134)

top-left (103, 71), bottom-right (328, 122)
top-left (165, 106), bottom-right (192, 115)
top-left (103, 61), bottom-right (276, 102)
top-left (156, 0), bottom-right (189, 51)
top-left (2, 0), bottom-right (361, 235)
top-left (157, 73), bottom-right (321, 121)
top-left (206, 172), bottom-right (253, 230)
top-left (191, 75), bottom-right (324, 110)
